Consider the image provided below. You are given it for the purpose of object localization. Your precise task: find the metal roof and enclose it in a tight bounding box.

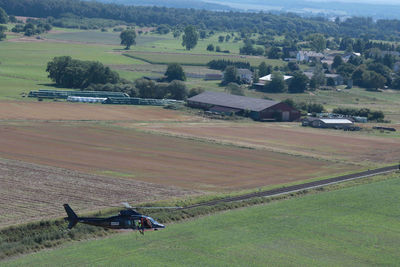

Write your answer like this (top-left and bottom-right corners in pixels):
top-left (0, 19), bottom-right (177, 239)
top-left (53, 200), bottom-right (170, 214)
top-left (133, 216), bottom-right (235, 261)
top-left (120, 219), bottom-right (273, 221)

top-left (187, 91), bottom-right (279, 112)
top-left (320, 119), bottom-right (353, 124)
top-left (259, 74), bottom-right (293, 81)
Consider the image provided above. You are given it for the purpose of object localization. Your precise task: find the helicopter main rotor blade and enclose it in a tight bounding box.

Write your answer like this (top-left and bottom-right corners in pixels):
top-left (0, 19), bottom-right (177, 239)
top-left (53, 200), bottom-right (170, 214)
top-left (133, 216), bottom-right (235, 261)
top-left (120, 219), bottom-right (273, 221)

top-left (121, 202), bottom-right (132, 209)
top-left (121, 202), bottom-right (182, 209)
top-left (133, 207), bottom-right (182, 209)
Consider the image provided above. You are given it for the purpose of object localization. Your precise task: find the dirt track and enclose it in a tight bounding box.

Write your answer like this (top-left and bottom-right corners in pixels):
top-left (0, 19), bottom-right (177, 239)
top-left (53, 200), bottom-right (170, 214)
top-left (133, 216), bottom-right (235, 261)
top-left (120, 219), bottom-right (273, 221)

top-left (0, 158), bottom-right (198, 228)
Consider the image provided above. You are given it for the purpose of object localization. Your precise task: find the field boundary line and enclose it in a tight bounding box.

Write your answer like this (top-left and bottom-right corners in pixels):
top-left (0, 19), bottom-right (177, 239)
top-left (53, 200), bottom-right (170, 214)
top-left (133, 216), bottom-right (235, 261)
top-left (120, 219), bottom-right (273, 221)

top-left (182, 165), bottom-right (398, 209)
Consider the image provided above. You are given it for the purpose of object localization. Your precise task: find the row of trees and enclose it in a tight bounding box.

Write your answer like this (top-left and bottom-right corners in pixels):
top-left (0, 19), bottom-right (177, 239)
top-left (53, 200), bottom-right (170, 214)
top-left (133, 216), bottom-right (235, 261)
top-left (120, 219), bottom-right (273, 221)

top-left (0, 7), bottom-right (8, 41)
top-left (11, 21), bottom-right (52, 36)
top-left (332, 107), bottom-right (384, 121)
top-left (207, 59), bottom-right (251, 71)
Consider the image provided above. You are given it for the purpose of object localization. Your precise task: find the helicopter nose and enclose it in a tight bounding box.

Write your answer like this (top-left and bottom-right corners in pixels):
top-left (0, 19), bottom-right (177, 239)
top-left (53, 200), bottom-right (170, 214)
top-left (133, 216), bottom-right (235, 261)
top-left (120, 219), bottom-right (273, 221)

top-left (155, 223), bottom-right (165, 229)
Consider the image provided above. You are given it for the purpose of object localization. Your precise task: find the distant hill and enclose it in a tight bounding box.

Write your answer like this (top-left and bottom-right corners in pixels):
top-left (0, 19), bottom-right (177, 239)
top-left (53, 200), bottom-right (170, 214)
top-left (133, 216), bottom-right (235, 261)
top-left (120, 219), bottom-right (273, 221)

top-left (97, 0), bottom-right (400, 19)
top-left (94, 0), bottom-right (234, 11)
top-left (208, 0), bottom-right (400, 19)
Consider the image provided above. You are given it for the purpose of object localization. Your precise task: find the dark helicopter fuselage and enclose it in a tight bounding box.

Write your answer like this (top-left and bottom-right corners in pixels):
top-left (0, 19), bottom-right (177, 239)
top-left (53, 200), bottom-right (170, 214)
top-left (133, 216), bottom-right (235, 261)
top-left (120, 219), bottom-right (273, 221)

top-left (64, 204), bottom-right (165, 231)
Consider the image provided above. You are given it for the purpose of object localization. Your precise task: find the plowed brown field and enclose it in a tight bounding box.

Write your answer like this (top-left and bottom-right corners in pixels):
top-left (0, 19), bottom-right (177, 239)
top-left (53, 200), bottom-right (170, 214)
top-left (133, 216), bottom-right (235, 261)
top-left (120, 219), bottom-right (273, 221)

top-left (0, 101), bottom-right (196, 122)
top-left (0, 158), bottom-right (197, 228)
top-left (132, 122), bottom-right (400, 165)
top-left (0, 122), bottom-right (357, 192)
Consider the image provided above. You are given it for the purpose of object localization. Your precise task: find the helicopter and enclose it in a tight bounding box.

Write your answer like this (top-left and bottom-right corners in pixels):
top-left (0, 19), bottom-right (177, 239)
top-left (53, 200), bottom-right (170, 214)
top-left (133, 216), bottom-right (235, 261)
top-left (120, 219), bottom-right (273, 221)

top-left (63, 203), bottom-right (180, 234)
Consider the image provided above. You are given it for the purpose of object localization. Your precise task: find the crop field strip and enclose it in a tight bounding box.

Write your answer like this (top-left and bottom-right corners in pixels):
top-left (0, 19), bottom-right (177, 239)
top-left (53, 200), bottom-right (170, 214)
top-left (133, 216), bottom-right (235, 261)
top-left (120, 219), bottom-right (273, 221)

top-left (0, 101), bottom-right (198, 122)
top-left (132, 122), bottom-right (400, 165)
top-left (0, 121), bottom-right (358, 191)
top-left (0, 158), bottom-right (198, 228)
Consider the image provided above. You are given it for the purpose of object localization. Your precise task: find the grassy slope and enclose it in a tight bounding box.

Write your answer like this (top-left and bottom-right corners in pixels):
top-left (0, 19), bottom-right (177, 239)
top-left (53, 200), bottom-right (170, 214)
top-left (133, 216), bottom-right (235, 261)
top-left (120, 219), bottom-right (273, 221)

top-left (0, 40), bottom-right (142, 100)
top-left (4, 173), bottom-right (400, 266)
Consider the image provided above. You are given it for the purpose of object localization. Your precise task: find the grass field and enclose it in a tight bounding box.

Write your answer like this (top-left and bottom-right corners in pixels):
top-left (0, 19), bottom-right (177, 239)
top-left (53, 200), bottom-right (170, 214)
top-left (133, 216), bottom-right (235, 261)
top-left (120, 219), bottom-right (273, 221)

top-left (2, 28), bottom-right (400, 125)
top-left (123, 51), bottom-right (283, 67)
top-left (3, 173), bottom-right (399, 266)
top-left (0, 40), bottom-right (143, 99)
top-left (45, 31), bottom-right (167, 46)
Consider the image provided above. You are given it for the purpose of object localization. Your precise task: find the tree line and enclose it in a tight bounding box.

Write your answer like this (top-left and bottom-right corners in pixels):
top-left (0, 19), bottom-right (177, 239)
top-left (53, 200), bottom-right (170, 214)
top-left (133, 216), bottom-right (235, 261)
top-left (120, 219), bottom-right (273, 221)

top-left (3, 0), bottom-right (400, 41)
top-left (46, 57), bottom-right (190, 100)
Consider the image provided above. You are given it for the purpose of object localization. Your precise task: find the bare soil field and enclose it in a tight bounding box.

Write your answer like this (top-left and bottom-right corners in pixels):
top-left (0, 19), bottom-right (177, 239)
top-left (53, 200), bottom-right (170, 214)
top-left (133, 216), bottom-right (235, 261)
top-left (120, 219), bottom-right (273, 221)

top-left (0, 122), bottom-right (357, 192)
top-left (131, 122), bottom-right (400, 165)
top-left (0, 101), bottom-right (196, 122)
top-left (0, 158), bottom-right (197, 228)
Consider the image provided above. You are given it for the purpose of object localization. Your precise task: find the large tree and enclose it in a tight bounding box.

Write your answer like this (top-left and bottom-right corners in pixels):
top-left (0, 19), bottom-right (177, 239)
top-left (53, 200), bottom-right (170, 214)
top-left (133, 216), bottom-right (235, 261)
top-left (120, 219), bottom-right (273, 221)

top-left (263, 72), bottom-right (287, 93)
top-left (120, 29), bottom-right (136, 50)
top-left (288, 72), bottom-right (309, 93)
top-left (182, 25), bottom-right (198, 50)
top-left (362, 71), bottom-right (386, 90)
top-left (0, 7), bottom-right (8, 24)
top-left (167, 80), bottom-right (188, 100)
top-left (0, 25), bottom-right (6, 41)
top-left (331, 55), bottom-right (343, 69)
top-left (308, 33), bottom-right (326, 52)
top-left (222, 65), bottom-right (238, 85)
top-left (258, 62), bottom-right (271, 77)
top-left (225, 82), bottom-right (244, 96)
top-left (165, 63), bottom-right (186, 82)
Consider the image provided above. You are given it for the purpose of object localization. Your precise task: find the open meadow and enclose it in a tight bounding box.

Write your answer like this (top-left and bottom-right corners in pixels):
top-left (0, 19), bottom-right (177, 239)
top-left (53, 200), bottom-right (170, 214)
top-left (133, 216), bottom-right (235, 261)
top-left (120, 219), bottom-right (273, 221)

top-left (3, 173), bottom-right (399, 266)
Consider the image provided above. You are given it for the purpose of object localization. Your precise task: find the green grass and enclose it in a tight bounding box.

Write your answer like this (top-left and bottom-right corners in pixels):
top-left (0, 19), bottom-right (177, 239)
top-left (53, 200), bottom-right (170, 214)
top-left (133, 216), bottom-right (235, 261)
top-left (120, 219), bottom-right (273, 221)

top-left (45, 31), bottom-right (167, 46)
top-left (3, 173), bottom-right (399, 266)
top-left (0, 41), bottom-right (143, 99)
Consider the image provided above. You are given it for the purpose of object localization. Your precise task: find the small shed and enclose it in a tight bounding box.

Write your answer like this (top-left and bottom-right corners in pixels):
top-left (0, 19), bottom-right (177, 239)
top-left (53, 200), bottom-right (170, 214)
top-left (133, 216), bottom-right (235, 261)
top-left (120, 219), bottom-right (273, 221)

top-left (303, 117), bottom-right (354, 129)
top-left (204, 73), bottom-right (223, 81)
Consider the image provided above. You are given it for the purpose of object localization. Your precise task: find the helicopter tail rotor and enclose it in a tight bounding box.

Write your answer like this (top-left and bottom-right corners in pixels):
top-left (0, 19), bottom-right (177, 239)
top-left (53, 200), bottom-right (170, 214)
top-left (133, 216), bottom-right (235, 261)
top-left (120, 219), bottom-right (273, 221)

top-left (63, 204), bottom-right (78, 229)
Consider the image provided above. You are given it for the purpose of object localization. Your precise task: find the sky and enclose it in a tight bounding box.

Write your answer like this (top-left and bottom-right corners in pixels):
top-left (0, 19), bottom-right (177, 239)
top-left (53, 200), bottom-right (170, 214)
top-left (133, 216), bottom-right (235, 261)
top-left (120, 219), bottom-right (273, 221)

top-left (295, 0), bottom-right (400, 4)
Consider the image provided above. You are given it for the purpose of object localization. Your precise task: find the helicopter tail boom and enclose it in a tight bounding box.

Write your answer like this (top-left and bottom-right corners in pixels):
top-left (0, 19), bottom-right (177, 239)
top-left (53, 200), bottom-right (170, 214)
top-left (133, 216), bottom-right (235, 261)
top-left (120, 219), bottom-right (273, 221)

top-left (63, 204), bottom-right (78, 229)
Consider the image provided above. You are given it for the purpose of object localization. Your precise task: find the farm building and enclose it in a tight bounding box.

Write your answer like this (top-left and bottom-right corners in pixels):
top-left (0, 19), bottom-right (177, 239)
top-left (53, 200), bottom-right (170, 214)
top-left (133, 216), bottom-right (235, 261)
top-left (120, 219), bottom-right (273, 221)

top-left (187, 91), bottom-right (300, 121)
top-left (204, 73), bottom-right (223, 81)
top-left (302, 117), bottom-right (354, 129)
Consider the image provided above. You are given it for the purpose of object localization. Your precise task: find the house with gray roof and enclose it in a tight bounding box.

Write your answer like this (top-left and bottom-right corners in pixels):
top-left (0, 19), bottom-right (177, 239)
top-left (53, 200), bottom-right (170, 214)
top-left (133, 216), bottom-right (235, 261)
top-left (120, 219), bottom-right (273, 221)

top-left (187, 91), bottom-right (300, 121)
top-left (297, 51), bottom-right (324, 62)
top-left (222, 68), bottom-right (253, 84)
